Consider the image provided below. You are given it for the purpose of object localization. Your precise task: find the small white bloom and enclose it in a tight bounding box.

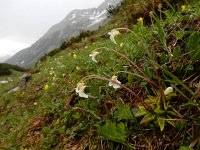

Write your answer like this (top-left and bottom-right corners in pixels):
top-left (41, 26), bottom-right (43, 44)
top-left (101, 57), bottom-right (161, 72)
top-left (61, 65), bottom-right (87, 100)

top-left (89, 51), bottom-right (100, 63)
top-left (75, 82), bottom-right (89, 98)
top-left (164, 87), bottom-right (173, 95)
top-left (108, 30), bottom-right (121, 44)
top-left (109, 76), bottom-right (121, 89)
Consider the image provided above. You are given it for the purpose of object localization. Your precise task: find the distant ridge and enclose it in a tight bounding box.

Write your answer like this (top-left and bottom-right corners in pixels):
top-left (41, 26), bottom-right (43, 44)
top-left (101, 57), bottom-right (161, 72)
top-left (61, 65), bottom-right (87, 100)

top-left (6, 0), bottom-right (122, 68)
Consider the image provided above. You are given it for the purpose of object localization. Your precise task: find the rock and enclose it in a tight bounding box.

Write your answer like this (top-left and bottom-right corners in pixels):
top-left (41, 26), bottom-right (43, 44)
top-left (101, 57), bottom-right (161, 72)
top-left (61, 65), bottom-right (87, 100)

top-left (7, 87), bottom-right (20, 94)
top-left (7, 72), bottom-right (32, 94)
top-left (18, 73), bottom-right (32, 87)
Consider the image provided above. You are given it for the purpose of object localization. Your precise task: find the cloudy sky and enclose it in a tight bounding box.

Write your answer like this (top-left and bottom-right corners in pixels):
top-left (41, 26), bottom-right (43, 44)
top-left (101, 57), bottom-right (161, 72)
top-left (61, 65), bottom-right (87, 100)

top-left (0, 0), bottom-right (104, 58)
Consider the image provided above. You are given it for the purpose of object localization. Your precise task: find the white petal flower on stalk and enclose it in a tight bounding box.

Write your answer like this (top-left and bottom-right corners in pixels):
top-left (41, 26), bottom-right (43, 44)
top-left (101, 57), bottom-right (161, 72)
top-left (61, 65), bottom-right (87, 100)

top-left (164, 87), bottom-right (173, 96)
top-left (109, 76), bottom-right (121, 89)
top-left (108, 30), bottom-right (121, 44)
top-left (75, 82), bottom-right (89, 98)
top-left (89, 51), bottom-right (100, 63)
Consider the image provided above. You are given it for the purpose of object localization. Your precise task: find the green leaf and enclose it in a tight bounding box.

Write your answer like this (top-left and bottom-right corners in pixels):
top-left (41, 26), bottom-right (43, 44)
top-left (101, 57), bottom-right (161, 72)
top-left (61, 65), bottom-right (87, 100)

top-left (98, 121), bottom-right (126, 143)
top-left (114, 103), bottom-right (133, 121)
top-left (179, 146), bottom-right (193, 150)
top-left (140, 114), bottom-right (156, 125)
top-left (167, 107), bottom-right (182, 118)
top-left (185, 64), bottom-right (194, 72)
top-left (188, 32), bottom-right (200, 62)
top-left (176, 30), bottom-right (185, 39)
top-left (165, 92), bottom-right (177, 101)
top-left (160, 53), bottom-right (168, 64)
top-left (155, 106), bottom-right (165, 114)
top-left (135, 106), bottom-right (149, 117)
top-left (159, 67), bottom-right (195, 96)
top-left (145, 95), bottom-right (158, 104)
top-left (72, 112), bottom-right (81, 119)
top-left (157, 117), bottom-right (166, 131)
top-left (173, 46), bottom-right (182, 59)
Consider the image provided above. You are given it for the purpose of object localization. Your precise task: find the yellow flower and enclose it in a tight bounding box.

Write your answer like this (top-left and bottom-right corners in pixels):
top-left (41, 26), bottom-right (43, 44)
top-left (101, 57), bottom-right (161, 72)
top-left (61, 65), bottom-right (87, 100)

top-left (120, 43), bottom-right (124, 48)
top-left (72, 53), bottom-right (77, 59)
top-left (181, 5), bottom-right (186, 11)
top-left (108, 76), bottom-right (121, 89)
top-left (137, 17), bottom-right (143, 23)
top-left (108, 29), bottom-right (121, 44)
top-left (44, 85), bottom-right (49, 91)
top-left (89, 51), bottom-right (100, 63)
top-left (75, 82), bottom-right (88, 98)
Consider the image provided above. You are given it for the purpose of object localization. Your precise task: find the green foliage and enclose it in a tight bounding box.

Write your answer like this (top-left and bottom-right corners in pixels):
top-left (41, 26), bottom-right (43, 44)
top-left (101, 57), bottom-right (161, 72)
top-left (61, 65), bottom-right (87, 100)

top-left (40, 48), bottom-right (62, 62)
top-left (188, 32), bottom-right (200, 62)
top-left (0, 63), bottom-right (27, 76)
top-left (98, 121), bottom-right (126, 143)
top-left (136, 91), bottom-right (181, 131)
top-left (59, 30), bottom-right (95, 50)
top-left (179, 146), bottom-right (193, 150)
top-left (106, 4), bottom-right (121, 17)
top-left (114, 101), bottom-right (133, 121)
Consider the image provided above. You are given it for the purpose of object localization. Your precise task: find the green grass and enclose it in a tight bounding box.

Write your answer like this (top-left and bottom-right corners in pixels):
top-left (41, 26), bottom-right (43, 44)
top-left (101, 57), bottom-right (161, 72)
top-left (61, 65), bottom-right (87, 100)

top-left (0, 0), bottom-right (200, 149)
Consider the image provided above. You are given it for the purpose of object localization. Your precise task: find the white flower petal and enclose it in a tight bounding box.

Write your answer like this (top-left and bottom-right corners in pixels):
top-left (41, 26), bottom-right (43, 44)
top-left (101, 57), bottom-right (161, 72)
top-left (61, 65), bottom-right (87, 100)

top-left (108, 30), bottom-right (120, 44)
top-left (164, 87), bottom-right (173, 95)
top-left (89, 51), bottom-right (100, 63)
top-left (75, 83), bottom-right (89, 98)
top-left (108, 76), bottom-right (121, 89)
top-left (79, 92), bottom-right (89, 98)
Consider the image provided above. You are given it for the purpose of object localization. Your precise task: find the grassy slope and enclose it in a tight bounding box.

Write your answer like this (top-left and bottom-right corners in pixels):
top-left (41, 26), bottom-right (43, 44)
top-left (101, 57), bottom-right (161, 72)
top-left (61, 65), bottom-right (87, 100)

top-left (0, 0), bottom-right (200, 149)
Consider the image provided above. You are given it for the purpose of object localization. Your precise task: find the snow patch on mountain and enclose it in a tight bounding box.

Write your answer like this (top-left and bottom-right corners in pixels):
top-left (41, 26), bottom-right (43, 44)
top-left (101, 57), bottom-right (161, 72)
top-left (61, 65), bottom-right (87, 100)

top-left (89, 10), bottom-right (107, 20)
top-left (88, 16), bottom-right (107, 27)
top-left (69, 14), bottom-right (76, 20)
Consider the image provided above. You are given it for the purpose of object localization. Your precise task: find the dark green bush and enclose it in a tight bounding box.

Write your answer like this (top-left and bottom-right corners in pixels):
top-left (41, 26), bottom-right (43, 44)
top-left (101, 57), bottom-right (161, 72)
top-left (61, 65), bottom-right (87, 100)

top-left (0, 63), bottom-right (26, 76)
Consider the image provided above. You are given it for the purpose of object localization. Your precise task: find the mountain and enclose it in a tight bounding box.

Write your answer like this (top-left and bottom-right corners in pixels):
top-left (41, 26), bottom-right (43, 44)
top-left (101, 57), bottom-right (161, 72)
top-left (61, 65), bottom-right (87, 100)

top-left (5, 0), bottom-right (122, 68)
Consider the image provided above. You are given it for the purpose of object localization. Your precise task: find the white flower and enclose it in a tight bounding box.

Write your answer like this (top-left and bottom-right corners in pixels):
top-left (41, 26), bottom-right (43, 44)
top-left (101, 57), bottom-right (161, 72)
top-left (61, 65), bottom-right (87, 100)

top-left (108, 30), bottom-right (121, 44)
top-left (89, 51), bottom-right (100, 63)
top-left (75, 82), bottom-right (89, 98)
top-left (164, 87), bottom-right (173, 96)
top-left (109, 76), bottom-right (121, 89)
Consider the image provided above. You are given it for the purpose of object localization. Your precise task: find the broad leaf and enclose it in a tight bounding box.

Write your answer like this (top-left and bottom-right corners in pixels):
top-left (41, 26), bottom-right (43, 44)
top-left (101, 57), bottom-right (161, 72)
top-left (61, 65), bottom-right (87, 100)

top-left (98, 121), bottom-right (126, 143)
top-left (140, 114), bottom-right (156, 124)
top-left (179, 146), bottom-right (193, 150)
top-left (157, 117), bottom-right (166, 131)
top-left (114, 103), bottom-right (133, 121)
top-left (155, 106), bottom-right (165, 114)
top-left (135, 106), bottom-right (149, 117)
top-left (188, 32), bottom-right (200, 62)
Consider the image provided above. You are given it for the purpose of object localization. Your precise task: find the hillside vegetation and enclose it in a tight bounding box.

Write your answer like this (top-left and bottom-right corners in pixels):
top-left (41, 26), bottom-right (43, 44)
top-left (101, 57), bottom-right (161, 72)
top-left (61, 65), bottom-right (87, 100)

top-left (0, 0), bottom-right (200, 149)
top-left (0, 63), bottom-right (27, 76)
